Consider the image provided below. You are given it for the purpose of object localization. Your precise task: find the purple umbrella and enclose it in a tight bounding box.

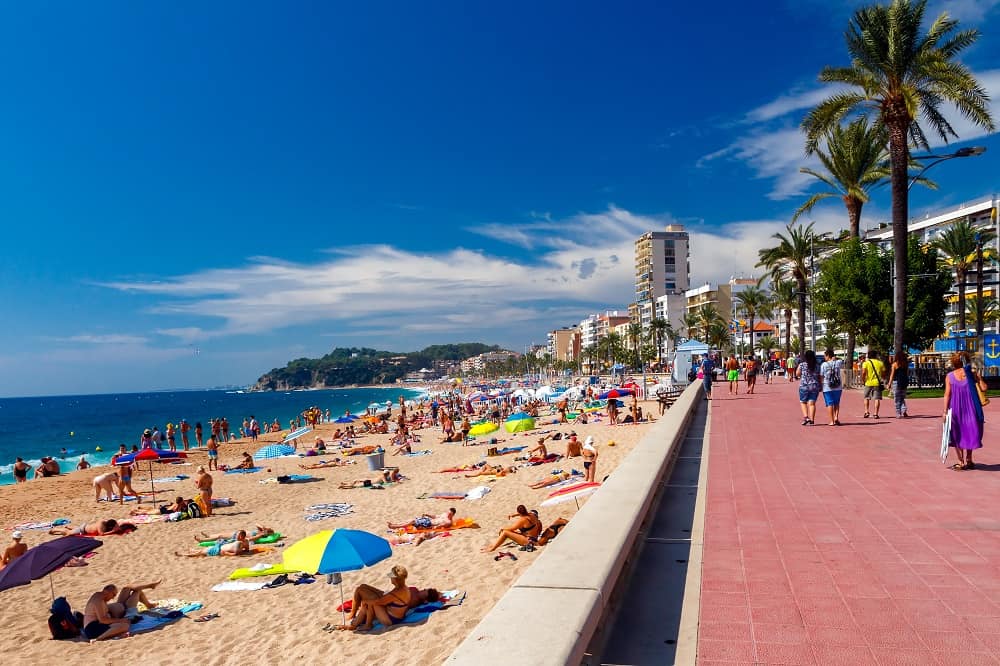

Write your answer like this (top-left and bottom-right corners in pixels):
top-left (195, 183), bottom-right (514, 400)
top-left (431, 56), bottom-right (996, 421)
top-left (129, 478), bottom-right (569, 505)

top-left (0, 536), bottom-right (103, 598)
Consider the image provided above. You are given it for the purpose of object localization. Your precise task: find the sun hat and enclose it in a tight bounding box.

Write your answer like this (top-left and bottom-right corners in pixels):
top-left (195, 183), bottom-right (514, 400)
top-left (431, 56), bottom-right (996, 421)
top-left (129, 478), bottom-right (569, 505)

top-left (584, 436), bottom-right (595, 446)
top-left (143, 429), bottom-right (152, 436)
top-left (11, 531), bottom-right (23, 540)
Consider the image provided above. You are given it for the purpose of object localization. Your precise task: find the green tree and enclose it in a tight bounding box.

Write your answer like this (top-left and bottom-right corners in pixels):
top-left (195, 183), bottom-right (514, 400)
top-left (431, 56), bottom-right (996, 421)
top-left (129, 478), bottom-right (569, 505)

top-left (756, 335), bottom-right (780, 357)
top-left (681, 312), bottom-right (700, 341)
top-left (627, 322), bottom-right (644, 370)
top-left (932, 218), bottom-right (998, 332)
top-left (813, 238), bottom-right (894, 351)
top-left (817, 333), bottom-right (844, 353)
top-left (948, 296), bottom-right (1000, 331)
top-left (771, 279), bottom-right (798, 358)
top-left (734, 280), bottom-right (774, 355)
top-left (696, 305), bottom-right (725, 347)
top-left (903, 236), bottom-right (952, 350)
top-left (803, 0), bottom-right (995, 357)
top-left (648, 317), bottom-right (671, 368)
top-left (758, 223), bottom-right (819, 355)
top-left (707, 322), bottom-right (731, 352)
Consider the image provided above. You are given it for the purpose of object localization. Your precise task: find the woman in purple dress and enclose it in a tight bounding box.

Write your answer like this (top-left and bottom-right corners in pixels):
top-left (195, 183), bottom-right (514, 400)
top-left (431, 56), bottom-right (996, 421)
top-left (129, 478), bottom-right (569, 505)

top-left (943, 351), bottom-right (988, 470)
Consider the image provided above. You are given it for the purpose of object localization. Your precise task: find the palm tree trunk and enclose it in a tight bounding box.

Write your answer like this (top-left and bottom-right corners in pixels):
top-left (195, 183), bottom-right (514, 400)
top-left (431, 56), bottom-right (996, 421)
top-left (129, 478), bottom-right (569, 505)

top-left (749, 316), bottom-right (755, 356)
top-left (957, 268), bottom-right (967, 331)
top-left (889, 121), bottom-right (909, 356)
top-left (797, 279), bottom-right (807, 355)
top-left (844, 196), bottom-right (862, 240)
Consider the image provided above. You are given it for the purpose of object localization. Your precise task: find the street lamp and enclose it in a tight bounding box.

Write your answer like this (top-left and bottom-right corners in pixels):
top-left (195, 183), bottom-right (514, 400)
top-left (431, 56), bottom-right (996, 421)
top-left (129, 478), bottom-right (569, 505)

top-left (908, 146), bottom-right (987, 190)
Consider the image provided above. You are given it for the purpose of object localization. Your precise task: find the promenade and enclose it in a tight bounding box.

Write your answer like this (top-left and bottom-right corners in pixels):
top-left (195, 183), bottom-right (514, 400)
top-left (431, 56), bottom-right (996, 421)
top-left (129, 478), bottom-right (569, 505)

top-left (699, 375), bottom-right (1000, 664)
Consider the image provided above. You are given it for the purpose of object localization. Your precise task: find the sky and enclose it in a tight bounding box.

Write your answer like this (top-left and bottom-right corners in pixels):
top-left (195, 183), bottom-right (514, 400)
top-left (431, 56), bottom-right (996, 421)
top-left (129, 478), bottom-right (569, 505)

top-left (3, 0), bottom-right (1000, 397)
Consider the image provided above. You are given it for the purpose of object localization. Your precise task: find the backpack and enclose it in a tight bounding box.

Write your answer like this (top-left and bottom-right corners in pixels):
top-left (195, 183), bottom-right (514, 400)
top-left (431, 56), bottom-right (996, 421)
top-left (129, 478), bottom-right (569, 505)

top-left (48, 597), bottom-right (82, 640)
top-left (825, 362), bottom-right (842, 389)
top-left (186, 500), bottom-right (203, 519)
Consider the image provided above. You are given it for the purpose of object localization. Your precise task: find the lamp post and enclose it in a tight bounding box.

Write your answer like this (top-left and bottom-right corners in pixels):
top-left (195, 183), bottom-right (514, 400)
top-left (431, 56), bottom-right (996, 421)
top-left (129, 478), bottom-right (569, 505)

top-left (908, 146), bottom-right (987, 190)
top-left (976, 232), bottom-right (985, 338)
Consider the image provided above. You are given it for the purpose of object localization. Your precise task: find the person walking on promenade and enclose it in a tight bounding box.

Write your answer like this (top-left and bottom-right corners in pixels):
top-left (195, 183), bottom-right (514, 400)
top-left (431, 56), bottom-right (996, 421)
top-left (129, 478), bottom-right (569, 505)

top-left (943, 351), bottom-right (988, 470)
top-left (888, 350), bottom-right (910, 418)
top-left (820, 348), bottom-right (844, 426)
top-left (786, 354), bottom-right (797, 382)
top-left (745, 356), bottom-right (759, 395)
top-left (700, 354), bottom-right (715, 400)
top-left (862, 350), bottom-right (886, 419)
top-left (725, 356), bottom-right (740, 394)
top-left (796, 350), bottom-right (822, 426)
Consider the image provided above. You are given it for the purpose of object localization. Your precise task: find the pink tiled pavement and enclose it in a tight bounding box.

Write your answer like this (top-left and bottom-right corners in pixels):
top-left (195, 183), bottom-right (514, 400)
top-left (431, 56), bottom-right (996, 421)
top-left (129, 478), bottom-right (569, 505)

top-left (697, 377), bottom-right (1000, 665)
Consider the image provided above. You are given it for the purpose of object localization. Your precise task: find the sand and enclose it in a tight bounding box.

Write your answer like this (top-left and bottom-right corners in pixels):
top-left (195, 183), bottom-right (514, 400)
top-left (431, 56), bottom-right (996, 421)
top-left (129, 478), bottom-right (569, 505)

top-left (0, 401), bottom-right (656, 665)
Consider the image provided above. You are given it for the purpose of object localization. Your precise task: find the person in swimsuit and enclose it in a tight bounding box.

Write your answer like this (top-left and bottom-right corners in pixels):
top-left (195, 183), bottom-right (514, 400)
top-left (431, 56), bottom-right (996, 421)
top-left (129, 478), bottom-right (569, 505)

top-left (2, 531), bottom-right (27, 567)
top-left (195, 525), bottom-right (274, 544)
top-left (537, 517), bottom-right (569, 546)
top-left (50, 519), bottom-right (118, 536)
top-left (92, 471), bottom-right (121, 502)
top-left (82, 580), bottom-right (161, 642)
top-left (118, 462), bottom-right (139, 503)
top-left (195, 466), bottom-right (213, 516)
top-left (35, 457), bottom-right (60, 477)
top-left (388, 509), bottom-right (455, 531)
top-left (12, 457), bottom-right (29, 483)
top-left (176, 531), bottom-right (250, 557)
top-left (564, 433), bottom-right (582, 458)
top-left (194, 421), bottom-right (204, 448)
top-left (481, 505), bottom-right (542, 552)
top-left (528, 470), bottom-right (574, 489)
top-left (582, 436), bottom-right (598, 483)
top-left (336, 565), bottom-right (412, 631)
top-left (206, 435), bottom-right (219, 470)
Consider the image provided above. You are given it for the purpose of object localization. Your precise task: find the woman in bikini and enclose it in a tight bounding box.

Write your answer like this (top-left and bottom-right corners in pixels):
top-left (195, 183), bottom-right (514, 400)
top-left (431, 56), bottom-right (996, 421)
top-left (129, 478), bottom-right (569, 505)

top-left (481, 505), bottom-right (541, 552)
top-left (336, 565), bottom-right (412, 631)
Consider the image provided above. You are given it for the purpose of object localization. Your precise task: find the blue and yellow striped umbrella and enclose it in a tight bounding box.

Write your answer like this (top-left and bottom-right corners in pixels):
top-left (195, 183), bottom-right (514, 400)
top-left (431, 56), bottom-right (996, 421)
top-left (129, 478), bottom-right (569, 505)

top-left (282, 528), bottom-right (391, 575)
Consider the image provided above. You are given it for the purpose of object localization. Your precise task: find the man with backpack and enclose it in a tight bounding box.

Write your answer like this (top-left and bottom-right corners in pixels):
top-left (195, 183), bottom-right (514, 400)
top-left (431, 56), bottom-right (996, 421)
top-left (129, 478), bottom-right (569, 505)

top-left (821, 348), bottom-right (844, 426)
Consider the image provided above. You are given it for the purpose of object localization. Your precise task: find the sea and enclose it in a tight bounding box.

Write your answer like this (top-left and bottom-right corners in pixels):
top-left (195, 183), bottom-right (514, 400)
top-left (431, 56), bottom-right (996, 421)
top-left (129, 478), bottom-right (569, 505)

top-left (0, 387), bottom-right (424, 486)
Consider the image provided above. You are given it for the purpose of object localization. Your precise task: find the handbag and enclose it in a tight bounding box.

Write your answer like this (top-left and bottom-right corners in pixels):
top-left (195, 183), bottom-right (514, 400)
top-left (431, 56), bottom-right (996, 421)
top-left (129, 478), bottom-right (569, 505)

top-left (974, 371), bottom-right (990, 407)
top-left (867, 360), bottom-right (884, 393)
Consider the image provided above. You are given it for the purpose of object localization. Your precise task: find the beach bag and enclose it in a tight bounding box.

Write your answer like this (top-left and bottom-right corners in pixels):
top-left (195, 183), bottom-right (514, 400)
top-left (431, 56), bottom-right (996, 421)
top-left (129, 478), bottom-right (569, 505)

top-left (48, 597), bottom-right (82, 640)
top-left (186, 501), bottom-right (203, 519)
top-left (825, 363), bottom-right (841, 389)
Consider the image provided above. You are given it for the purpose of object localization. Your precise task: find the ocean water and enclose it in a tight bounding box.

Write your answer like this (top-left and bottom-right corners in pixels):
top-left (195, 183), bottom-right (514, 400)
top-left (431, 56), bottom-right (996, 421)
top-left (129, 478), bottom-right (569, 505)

top-left (0, 387), bottom-right (422, 485)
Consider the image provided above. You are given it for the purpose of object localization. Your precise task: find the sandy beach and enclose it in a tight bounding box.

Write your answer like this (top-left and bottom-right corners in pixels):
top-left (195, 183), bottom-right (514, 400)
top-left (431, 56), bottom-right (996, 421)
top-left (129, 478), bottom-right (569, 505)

top-left (0, 400), bottom-right (656, 665)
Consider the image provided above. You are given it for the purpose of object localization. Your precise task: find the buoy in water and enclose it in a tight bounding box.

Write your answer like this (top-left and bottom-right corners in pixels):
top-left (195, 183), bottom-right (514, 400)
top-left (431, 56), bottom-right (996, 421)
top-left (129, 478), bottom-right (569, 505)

top-left (69, 431), bottom-right (74, 436)
top-left (95, 446), bottom-right (103, 452)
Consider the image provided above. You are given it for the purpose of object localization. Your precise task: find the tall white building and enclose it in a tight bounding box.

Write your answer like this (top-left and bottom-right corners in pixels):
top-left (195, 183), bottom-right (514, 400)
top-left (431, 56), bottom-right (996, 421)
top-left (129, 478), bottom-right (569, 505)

top-left (634, 225), bottom-right (690, 303)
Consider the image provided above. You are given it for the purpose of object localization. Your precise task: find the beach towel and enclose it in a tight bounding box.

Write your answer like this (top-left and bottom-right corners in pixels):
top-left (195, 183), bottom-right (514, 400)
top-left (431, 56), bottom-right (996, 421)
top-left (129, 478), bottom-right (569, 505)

top-left (429, 491), bottom-right (467, 500)
top-left (493, 446), bottom-right (526, 455)
top-left (211, 498), bottom-right (235, 507)
top-left (200, 533), bottom-right (283, 548)
top-left (229, 563), bottom-right (301, 580)
top-left (157, 475), bottom-right (189, 483)
top-left (464, 486), bottom-right (491, 500)
top-left (11, 518), bottom-right (69, 531)
top-left (124, 514), bottom-right (167, 525)
top-left (401, 518), bottom-right (478, 534)
top-left (225, 467), bottom-right (263, 475)
top-left (403, 450), bottom-right (433, 457)
top-left (128, 602), bottom-right (203, 635)
top-left (304, 502), bottom-right (353, 521)
top-left (98, 495), bottom-right (140, 502)
top-left (211, 580), bottom-right (268, 592)
top-left (434, 465), bottom-right (480, 473)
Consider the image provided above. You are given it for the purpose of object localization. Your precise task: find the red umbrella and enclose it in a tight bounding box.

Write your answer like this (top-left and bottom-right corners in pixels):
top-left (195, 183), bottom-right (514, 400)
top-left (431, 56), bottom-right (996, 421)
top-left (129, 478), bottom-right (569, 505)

top-left (117, 448), bottom-right (187, 506)
top-left (606, 389), bottom-right (621, 399)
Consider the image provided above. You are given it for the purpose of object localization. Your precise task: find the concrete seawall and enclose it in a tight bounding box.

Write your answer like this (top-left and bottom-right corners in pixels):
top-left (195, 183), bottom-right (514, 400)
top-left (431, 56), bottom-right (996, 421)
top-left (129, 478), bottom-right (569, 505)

top-left (446, 382), bottom-right (704, 665)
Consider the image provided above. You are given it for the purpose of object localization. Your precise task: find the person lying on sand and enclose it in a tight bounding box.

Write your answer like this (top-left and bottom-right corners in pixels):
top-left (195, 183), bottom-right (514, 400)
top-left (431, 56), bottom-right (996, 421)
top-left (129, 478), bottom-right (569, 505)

top-left (481, 506), bottom-right (541, 552)
top-left (537, 517), bottom-right (569, 546)
top-left (340, 469), bottom-right (401, 489)
top-left (464, 464), bottom-right (516, 478)
top-left (334, 565), bottom-right (411, 631)
top-left (299, 458), bottom-right (352, 469)
top-left (50, 519), bottom-right (119, 536)
top-left (528, 470), bottom-right (575, 489)
top-left (388, 509), bottom-right (455, 530)
top-left (195, 525), bottom-right (274, 543)
top-left (340, 445), bottom-right (378, 456)
top-left (175, 531), bottom-right (250, 557)
top-left (83, 580), bottom-right (161, 642)
top-left (387, 531), bottom-right (445, 547)
top-left (322, 582), bottom-right (438, 632)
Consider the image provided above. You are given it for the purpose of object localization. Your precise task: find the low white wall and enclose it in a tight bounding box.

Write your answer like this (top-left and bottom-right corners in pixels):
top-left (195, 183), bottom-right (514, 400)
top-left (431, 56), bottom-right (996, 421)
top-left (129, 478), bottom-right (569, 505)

top-left (445, 382), bottom-right (703, 666)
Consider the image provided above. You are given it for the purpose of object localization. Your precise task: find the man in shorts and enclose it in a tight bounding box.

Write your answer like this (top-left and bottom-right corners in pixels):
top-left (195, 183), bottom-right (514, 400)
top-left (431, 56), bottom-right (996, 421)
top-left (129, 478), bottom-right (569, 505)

top-left (387, 508), bottom-right (455, 530)
top-left (180, 419), bottom-right (191, 450)
top-left (861, 349), bottom-right (886, 419)
top-left (725, 356), bottom-right (740, 394)
top-left (82, 581), bottom-right (161, 642)
top-left (206, 435), bottom-right (219, 471)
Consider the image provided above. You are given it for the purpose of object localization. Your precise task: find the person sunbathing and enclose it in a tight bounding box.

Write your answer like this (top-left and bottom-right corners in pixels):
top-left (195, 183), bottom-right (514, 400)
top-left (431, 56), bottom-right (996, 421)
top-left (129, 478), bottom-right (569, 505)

top-left (50, 519), bottom-right (119, 536)
top-left (537, 517), bottom-right (569, 545)
top-left (528, 470), bottom-right (574, 489)
top-left (133, 496), bottom-right (187, 516)
top-left (339, 468), bottom-right (401, 489)
top-left (299, 458), bottom-right (352, 469)
top-left (341, 444), bottom-right (378, 456)
top-left (388, 531), bottom-right (444, 546)
top-left (176, 530), bottom-right (250, 557)
top-left (236, 452), bottom-right (255, 469)
top-left (334, 565), bottom-right (412, 631)
top-left (391, 440), bottom-right (412, 455)
top-left (439, 431), bottom-right (464, 443)
top-left (388, 508), bottom-right (455, 530)
top-left (481, 506), bottom-right (541, 552)
top-left (527, 436), bottom-right (549, 459)
top-left (82, 580), bottom-right (161, 642)
top-left (195, 525), bottom-right (274, 543)
top-left (464, 464), bottom-right (516, 478)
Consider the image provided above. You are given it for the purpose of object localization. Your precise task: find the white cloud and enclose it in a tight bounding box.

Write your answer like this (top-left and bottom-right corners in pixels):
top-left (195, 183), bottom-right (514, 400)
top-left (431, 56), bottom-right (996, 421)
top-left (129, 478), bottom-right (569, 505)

top-left (929, 0), bottom-right (1000, 22)
top-left (59, 334), bottom-right (149, 345)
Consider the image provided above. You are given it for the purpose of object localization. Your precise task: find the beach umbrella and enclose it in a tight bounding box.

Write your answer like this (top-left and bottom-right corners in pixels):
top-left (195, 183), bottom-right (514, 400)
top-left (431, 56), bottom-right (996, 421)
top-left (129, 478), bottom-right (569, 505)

top-left (598, 388), bottom-right (633, 400)
top-left (504, 417), bottom-right (535, 434)
top-left (116, 448), bottom-right (186, 506)
top-left (540, 481), bottom-right (600, 509)
top-left (282, 426), bottom-right (313, 443)
top-left (255, 444), bottom-right (295, 459)
top-left (505, 412), bottom-right (532, 422)
top-left (0, 536), bottom-right (103, 599)
top-left (282, 528), bottom-right (392, 624)
top-left (333, 416), bottom-right (354, 424)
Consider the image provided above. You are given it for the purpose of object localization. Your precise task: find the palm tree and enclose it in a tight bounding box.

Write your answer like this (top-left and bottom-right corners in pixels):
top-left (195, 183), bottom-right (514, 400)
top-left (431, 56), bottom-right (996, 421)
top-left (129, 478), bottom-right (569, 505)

top-left (947, 295), bottom-right (1000, 331)
top-left (627, 322), bottom-right (644, 370)
top-left (681, 312), bottom-right (700, 341)
top-left (707, 322), bottom-right (731, 353)
top-left (758, 223), bottom-right (817, 355)
top-left (696, 305), bottom-right (725, 347)
top-left (803, 0), bottom-right (995, 357)
top-left (734, 280), bottom-right (774, 357)
top-left (756, 335), bottom-right (780, 357)
top-left (818, 332), bottom-right (844, 352)
top-left (770, 279), bottom-right (797, 358)
top-left (648, 317), bottom-right (670, 368)
top-left (793, 118), bottom-right (892, 238)
top-left (933, 218), bottom-right (998, 332)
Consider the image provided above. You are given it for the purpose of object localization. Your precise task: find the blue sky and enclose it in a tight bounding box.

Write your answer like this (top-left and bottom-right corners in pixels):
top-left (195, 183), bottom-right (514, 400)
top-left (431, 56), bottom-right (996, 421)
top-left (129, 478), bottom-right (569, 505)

top-left (3, 0), bottom-right (1000, 396)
